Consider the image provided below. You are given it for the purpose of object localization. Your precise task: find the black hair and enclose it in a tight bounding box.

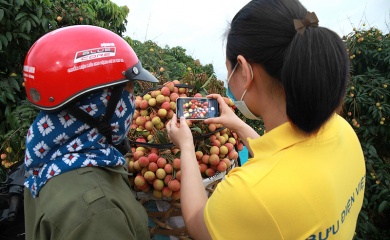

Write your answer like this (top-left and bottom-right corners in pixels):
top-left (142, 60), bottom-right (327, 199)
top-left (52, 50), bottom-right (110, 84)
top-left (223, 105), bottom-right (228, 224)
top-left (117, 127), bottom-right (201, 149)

top-left (226, 0), bottom-right (349, 133)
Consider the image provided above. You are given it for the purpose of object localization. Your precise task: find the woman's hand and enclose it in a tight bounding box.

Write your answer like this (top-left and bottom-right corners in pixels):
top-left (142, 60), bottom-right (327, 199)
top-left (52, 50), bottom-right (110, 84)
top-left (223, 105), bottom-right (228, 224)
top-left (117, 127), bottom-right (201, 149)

top-left (204, 94), bottom-right (243, 132)
top-left (167, 114), bottom-right (194, 150)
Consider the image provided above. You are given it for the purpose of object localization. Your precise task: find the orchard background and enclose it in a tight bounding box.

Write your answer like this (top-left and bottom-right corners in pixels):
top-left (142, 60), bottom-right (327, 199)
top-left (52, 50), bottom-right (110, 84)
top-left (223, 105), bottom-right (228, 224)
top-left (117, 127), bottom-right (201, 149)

top-left (0, 0), bottom-right (389, 239)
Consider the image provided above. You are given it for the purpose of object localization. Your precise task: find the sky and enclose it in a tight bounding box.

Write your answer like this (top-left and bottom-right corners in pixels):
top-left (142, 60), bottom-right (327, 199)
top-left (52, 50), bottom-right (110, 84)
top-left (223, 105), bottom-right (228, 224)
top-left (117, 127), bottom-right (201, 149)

top-left (111, 0), bottom-right (389, 81)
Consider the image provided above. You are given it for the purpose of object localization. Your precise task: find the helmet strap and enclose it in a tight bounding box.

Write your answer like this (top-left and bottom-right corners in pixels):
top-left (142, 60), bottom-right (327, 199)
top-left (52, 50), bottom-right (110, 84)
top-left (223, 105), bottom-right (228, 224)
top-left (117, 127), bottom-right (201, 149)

top-left (65, 85), bottom-right (129, 154)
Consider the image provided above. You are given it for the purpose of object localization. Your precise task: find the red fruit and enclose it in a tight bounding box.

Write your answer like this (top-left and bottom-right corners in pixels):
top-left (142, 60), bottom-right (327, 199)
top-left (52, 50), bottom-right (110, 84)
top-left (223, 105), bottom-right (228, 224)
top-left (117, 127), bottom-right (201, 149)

top-left (156, 168), bottom-right (167, 180)
top-left (165, 82), bottom-right (175, 92)
top-left (144, 171), bottom-right (156, 182)
top-left (164, 174), bottom-right (173, 185)
top-left (237, 142), bottom-right (244, 151)
top-left (209, 146), bottom-right (219, 155)
top-left (148, 98), bottom-right (157, 107)
top-left (156, 95), bottom-right (165, 104)
top-left (209, 154), bottom-right (220, 166)
top-left (221, 158), bottom-right (232, 168)
top-left (205, 168), bottom-right (215, 177)
top-left (135, 116), bottom-right (147, 126)
top-left (194, 93), bottom-right (203, 98)
top-left (201, 154), bottom-right (210, 164)
top-left (208, 123), bottom-right (217, 132)
top-left (157, 109), bottom-right (167, 118)
top-left (157, 157), bottom-right (167, 168)
top-left (148, 162), bottom-right (158, 172)
top-left (133, 150), bottom-right (144, 160)
top-left (141, 184), bottom-right (151, 193)
top-left (138, 156), bottom-right (149, 168)
top-left (164, 163), bottom-right (173, 174)
top-left (134, 175), bottom-right (146, 188)
top-left (151, 90), bottom-right (161, 98)
top-left (161, 86), bottom-right (171, 96)
top-left (153, 179), bottom-right (165, 191)
top-left (224, 143), bottom-right (234, 153)
top-left (217, 136), bottom-right (227, 145)
top-left (148, 153), bottom-right (158, 163)
top-left (199, 163), bottom-right (208, 173)
top-left (1, 154), bottom-right (7, 160)
top-left (140, 99), bottom-right (149, 110)
top-left (144, 121), bottom-right (154, 131)
top-left (228, 137), bottom-right (236, 145)
top-left (228, 150), bottom-right (238, 160)
top-left (171, 190), bottom-right (181, 200)
top-left (195, 151), bottom-right (203, 160)
top-left (175, 170), bottom-right (181, 181)
top-left (133, 161), bottom-right (142, 172)
top-left (169, 102), bottom-right (176, 110)
top-left (150, 148), bottom-right (159, 154)
top-left (128, 161), bottom-right (135, 173)
top-left (219, 145), bottom-right (229, 156)
top-left (209, 135), bottom-right (217, 141)
top-left (168, 179), bottom-right (181, 191)
top-left (161, 101), bottom-right (171, 111)
top-left (153, 190), bottom-right (163, 199)
top-left (178, 88), bottom-right (187, 94)
top-left (170, 92), bottom-right (179, 102)
top-left (211, 139), bottom-right (221, 147)
top-left (162, 186), bottom-right (173, 198)
top-left (173, 158), bottom-right (181, 170)
top-left (217, 161), bottom-right (228, 172)
top-left (166, 109), bottom-right (174, 119)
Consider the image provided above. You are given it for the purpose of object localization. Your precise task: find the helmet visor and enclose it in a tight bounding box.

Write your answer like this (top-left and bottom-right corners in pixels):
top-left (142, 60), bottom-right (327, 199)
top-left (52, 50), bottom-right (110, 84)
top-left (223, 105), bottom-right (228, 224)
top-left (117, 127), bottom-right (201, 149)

top-left (124, 61), bottom-right (159, 83)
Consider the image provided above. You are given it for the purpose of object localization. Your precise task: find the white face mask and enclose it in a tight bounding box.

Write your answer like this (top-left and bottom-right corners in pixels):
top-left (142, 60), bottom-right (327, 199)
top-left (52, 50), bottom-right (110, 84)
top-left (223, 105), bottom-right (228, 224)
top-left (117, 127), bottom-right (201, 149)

top-left (226, 63), bottom-right (261, 120)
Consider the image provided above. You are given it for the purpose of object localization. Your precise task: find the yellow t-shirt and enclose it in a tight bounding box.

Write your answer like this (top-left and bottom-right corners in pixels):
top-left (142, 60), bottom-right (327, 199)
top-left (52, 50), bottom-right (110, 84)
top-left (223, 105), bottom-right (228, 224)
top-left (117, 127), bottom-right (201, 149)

top-left (204, 114), bottom-right (365, 240)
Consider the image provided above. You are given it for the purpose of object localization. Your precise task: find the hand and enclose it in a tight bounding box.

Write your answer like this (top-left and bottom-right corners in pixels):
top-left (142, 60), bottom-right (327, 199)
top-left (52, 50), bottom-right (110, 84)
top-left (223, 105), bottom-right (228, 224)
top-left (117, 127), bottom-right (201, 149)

top-left (204, 94), bottom-right (244, 132)
top-left (167, 114), bottom-right (194, 150)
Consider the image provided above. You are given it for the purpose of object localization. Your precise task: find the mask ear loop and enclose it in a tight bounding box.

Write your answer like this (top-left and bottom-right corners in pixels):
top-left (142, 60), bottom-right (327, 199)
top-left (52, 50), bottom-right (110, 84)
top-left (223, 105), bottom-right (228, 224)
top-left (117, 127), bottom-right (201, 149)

top-left (240, 64), bottom-right (254, 101)
top-left (227, 63), bottom-right (238, 85)
top-left (248, 64), bottom-right (254, 80)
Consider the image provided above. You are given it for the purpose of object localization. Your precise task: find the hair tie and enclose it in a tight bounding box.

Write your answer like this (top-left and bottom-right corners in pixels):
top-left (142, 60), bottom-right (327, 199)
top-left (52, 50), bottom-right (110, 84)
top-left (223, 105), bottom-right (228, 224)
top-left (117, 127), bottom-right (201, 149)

top-left (293, 12), bottom-right (319, 34)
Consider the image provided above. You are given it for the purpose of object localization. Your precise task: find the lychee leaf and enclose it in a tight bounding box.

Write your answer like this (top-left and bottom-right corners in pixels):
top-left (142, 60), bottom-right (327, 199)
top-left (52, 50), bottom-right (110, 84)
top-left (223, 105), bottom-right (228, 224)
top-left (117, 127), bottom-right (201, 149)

top-left (191, 127), bottom-right (202, 134)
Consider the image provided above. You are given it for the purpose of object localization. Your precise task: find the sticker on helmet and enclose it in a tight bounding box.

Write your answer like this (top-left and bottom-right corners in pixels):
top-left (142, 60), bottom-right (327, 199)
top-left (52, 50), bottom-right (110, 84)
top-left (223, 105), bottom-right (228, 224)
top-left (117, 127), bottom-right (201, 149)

top-left (74, 47), bottom-right (116, 63)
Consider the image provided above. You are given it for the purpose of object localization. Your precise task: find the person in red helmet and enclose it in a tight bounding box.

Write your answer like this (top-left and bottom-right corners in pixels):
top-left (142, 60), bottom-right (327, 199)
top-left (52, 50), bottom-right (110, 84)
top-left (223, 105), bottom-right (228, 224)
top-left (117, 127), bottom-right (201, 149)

top-left (23, 25), bottom-right (158, 240)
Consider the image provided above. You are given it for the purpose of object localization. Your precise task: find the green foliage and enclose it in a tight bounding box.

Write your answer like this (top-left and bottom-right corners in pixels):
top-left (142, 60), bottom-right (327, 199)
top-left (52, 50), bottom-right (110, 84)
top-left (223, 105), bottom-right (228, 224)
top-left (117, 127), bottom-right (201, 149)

top-left (342, 27), bottom-right (390, 239)
top-left (127, 38), bottom-right (224, 96)
top-left (0, 0), bottom-right (129, 165)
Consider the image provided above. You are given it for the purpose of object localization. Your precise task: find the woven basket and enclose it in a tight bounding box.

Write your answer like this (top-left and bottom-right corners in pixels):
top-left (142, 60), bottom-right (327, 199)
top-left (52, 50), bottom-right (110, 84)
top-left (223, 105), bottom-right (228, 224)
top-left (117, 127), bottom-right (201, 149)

top-left (135, 160), bottom-right (236, 239)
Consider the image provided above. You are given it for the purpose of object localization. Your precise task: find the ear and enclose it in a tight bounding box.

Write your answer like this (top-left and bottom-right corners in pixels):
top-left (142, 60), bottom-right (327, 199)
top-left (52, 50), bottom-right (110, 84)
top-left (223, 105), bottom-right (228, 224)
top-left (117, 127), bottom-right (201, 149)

top-left (237, 55), bottom-right (253, 90)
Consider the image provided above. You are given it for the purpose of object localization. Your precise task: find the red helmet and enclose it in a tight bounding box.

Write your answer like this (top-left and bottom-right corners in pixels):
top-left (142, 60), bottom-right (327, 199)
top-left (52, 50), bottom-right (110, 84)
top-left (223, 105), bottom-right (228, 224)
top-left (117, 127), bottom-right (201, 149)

top-left (23, 25), bottom-right (158, 111)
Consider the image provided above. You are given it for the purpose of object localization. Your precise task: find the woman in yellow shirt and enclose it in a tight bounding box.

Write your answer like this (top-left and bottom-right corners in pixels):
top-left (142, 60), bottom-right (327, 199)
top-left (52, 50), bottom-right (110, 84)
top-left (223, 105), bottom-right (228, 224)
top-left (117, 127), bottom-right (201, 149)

top-left (167, 0), bottom-right (365, 239)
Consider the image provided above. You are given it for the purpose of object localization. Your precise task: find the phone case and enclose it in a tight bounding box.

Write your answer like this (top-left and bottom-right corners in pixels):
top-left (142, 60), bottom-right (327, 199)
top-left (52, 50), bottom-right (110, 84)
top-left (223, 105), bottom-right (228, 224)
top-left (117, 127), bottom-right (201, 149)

top-left (176, 97), bottom-right (220, 120)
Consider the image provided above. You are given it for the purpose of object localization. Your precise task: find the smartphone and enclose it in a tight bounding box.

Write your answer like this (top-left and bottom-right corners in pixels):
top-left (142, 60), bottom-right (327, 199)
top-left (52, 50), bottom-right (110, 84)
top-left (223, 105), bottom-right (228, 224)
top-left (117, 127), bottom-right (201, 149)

top-left (176, 97), bottom-right (220, 120)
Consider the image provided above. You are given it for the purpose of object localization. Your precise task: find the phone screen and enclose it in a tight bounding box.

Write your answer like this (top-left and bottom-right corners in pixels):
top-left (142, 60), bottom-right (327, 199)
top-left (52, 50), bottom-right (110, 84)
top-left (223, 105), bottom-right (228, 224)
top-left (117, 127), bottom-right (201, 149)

top-left (176, 97), bottom-right (220, 120)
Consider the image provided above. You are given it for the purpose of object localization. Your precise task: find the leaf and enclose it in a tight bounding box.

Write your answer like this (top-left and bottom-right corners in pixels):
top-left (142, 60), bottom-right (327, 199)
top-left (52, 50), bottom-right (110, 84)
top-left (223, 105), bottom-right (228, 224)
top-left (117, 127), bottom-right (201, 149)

top-left (201, 75), bottom-right (213, 89)
top-left (191, 127), bottom-right (202, 134)
top-left (26, 20), bottom-right (31, 33)
top-left (29, 13), bottom-right (40, 24)
top-left (36, 5), bottom-right (42, 19)
top-left (17, 32), bottom-right (30, 40)
top-left (15, 12), bottom-right (28, 21)
top-left (0, 34), bottom-right (8, 48)
top-left (378, 200), bottom-right (388, 213)
top-left (0, 9), bottom-right (4, 22)
top-left (5, 32), bottom-right (12, 41)
top-left (9, 78), bottom-right (20, 92)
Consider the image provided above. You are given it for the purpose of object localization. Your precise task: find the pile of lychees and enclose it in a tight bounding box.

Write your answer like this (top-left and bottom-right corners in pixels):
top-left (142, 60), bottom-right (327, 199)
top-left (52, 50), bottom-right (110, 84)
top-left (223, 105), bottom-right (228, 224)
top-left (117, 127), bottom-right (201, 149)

top-left (127, 80), bottom-right (243, 200)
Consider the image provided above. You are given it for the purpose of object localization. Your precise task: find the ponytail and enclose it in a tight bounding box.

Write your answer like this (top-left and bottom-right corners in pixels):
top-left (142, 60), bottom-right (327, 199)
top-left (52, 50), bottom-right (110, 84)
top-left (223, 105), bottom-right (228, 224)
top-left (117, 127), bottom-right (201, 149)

top-left (281, 27), bottom-right (349, 133)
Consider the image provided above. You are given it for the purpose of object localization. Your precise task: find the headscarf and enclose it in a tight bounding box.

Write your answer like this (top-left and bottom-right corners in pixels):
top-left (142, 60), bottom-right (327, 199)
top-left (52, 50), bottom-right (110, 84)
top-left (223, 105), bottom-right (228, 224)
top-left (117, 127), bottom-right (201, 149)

top-left (24, 87), bottom-right (134, 197)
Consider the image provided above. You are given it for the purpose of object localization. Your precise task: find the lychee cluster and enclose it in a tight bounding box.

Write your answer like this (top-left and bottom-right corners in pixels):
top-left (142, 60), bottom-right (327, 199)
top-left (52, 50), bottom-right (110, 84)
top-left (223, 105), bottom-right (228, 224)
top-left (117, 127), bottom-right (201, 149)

top-left (127, 80), bottom-right (243, 200)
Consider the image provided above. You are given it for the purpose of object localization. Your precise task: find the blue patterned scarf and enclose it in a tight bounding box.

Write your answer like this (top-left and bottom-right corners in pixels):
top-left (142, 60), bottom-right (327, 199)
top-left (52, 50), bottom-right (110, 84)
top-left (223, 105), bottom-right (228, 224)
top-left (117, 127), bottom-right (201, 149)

top-left (24, 87), bottom-right (134, 197)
